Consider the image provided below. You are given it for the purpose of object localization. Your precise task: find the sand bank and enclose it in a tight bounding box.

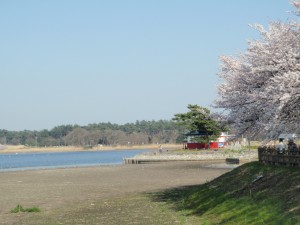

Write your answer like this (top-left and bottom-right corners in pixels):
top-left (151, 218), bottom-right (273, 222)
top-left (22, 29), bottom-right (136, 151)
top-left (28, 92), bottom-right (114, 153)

top-left (0, 144), bottom-right (182, 154)
top-left (0, 161), bottom-right (231, 225)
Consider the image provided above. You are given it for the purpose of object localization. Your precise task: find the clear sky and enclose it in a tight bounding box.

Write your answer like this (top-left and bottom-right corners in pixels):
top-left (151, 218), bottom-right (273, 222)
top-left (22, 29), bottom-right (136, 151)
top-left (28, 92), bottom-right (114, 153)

top-left (0, 0), bottom-right (296, 131)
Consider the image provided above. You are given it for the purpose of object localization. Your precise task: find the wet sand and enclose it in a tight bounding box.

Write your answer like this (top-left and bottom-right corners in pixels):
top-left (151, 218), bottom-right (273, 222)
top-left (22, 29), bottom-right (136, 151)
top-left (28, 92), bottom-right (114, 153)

top-left (0, 161), bottom-right (232, 224)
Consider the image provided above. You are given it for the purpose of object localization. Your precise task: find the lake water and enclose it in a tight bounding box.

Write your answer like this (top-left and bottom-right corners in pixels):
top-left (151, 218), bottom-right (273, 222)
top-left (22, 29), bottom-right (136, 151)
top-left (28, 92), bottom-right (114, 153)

top-left (0, 149), bottom-right (149, 172)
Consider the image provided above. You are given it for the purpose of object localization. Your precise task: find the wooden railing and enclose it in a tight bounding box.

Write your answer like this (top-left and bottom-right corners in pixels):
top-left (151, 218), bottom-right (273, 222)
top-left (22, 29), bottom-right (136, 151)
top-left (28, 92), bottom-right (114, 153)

top-left (258, 146), bottom-right (300, 167)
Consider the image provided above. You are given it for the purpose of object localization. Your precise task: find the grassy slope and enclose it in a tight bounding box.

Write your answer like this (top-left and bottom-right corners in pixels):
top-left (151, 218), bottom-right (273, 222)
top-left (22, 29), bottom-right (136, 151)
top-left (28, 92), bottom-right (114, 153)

top-left (152, 162), bottom-right (300, 225)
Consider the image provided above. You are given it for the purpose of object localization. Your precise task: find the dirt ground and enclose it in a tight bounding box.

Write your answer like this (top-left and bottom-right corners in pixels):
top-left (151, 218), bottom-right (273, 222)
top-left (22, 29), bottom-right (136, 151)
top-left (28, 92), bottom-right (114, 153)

top-left (0, 161), bottom-right (232, 225)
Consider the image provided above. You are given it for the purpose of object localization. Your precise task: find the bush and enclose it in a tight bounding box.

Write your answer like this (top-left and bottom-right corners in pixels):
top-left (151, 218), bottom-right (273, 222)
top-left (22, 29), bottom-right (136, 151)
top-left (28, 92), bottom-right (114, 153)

top-left (10, 204), bottom-right (41, 213)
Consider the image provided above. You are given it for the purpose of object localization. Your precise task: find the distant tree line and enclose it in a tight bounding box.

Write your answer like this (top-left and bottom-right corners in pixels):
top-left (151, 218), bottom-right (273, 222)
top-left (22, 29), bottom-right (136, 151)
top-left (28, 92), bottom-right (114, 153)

top-left (0, 120), bottom-right (185, 147)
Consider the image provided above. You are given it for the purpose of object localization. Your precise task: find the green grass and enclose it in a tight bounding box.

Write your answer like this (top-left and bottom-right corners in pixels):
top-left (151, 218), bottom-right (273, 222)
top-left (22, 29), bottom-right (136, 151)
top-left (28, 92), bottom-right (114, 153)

top-left (151, 162), bottom-right (300, 224)
top-left (11, 204), bottom-right (41, 213)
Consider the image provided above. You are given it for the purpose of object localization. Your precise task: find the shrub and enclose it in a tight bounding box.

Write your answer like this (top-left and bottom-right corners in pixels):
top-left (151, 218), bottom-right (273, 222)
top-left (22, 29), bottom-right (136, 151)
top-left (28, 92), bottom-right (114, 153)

top-left (10, 204), bottom-right (41, 213)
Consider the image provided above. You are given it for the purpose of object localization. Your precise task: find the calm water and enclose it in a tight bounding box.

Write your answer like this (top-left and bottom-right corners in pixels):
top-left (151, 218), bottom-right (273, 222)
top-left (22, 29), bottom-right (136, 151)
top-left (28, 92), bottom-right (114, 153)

top-left (0, 149), bottom-right (148, 172)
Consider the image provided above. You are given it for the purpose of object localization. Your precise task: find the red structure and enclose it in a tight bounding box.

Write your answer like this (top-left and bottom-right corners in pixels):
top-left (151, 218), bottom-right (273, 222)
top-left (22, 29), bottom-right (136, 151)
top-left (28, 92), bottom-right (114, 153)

top-left (183, 142), bottom-right (208, 149)
top-left (183, 132), bottom-right (233, 150)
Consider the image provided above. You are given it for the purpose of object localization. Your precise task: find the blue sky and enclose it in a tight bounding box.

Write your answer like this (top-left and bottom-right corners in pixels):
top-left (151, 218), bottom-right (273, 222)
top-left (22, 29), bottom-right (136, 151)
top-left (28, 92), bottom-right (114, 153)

top-left (0, 0), bottom-right (296, 131)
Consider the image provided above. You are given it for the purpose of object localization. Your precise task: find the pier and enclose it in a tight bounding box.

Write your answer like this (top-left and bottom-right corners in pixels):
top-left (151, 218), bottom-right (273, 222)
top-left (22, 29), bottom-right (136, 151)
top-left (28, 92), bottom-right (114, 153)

top-left (124, 157), bottom-right (241, 165)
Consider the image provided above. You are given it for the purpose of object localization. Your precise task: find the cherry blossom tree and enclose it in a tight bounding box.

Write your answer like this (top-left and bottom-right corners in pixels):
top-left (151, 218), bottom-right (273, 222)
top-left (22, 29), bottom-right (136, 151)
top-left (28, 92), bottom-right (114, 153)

top-left (215, 2), bottom-right (300, 139)
top-left (293, 1), bottom-right (300, 13)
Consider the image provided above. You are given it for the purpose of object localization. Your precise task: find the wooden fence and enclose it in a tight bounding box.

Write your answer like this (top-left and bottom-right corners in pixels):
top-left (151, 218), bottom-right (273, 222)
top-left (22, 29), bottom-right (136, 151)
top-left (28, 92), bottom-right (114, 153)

top-left (258, 146), bottom-right (300, 167)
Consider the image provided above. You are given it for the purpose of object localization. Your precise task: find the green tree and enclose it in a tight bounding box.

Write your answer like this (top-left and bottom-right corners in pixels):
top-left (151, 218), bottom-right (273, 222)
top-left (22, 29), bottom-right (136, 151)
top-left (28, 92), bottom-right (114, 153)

top-left (173, 105), bottom-right (223, 144)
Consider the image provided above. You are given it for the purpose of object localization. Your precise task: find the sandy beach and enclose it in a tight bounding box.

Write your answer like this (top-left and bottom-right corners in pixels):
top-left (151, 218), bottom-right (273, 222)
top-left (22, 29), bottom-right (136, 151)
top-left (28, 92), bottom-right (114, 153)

top-left (0, 144), bottom-right (259, 224)
top-left (0, 161), bottom-right (232, 225)
top-left (0, 144), bottom-right (182, 154)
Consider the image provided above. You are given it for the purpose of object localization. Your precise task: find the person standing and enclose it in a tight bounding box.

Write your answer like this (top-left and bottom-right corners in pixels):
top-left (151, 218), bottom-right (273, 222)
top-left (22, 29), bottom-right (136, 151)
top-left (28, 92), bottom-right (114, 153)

top-left (287, 138), bottom-right (298, 155)
top-left (159, 145), bottom-right (163, 153)
top-left (276, 138), bottom-right (286, 154)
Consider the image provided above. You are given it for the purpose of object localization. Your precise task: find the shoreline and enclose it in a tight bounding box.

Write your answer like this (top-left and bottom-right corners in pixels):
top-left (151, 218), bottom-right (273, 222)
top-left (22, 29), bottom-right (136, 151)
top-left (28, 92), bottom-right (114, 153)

top-left (0, 145), bottom-right (258, 173)
top-left (0, 144), bottom-right (181, 154)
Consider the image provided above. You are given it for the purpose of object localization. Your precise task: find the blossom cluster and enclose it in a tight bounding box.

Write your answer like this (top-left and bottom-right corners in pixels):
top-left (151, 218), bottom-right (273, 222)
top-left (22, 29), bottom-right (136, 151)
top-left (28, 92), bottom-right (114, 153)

top-left (216, 2), bottom-right (300, 138)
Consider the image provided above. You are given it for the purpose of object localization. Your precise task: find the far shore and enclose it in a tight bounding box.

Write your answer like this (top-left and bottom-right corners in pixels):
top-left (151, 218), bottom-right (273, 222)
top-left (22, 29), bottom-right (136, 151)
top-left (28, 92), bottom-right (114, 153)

top-left (0, 144), bottom-right (183, 154)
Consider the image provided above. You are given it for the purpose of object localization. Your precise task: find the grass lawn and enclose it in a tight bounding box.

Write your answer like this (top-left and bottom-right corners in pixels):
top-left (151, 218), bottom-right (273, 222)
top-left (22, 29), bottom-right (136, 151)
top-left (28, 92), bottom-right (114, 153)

top-left (151, 162), bottom-right (300, 224)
